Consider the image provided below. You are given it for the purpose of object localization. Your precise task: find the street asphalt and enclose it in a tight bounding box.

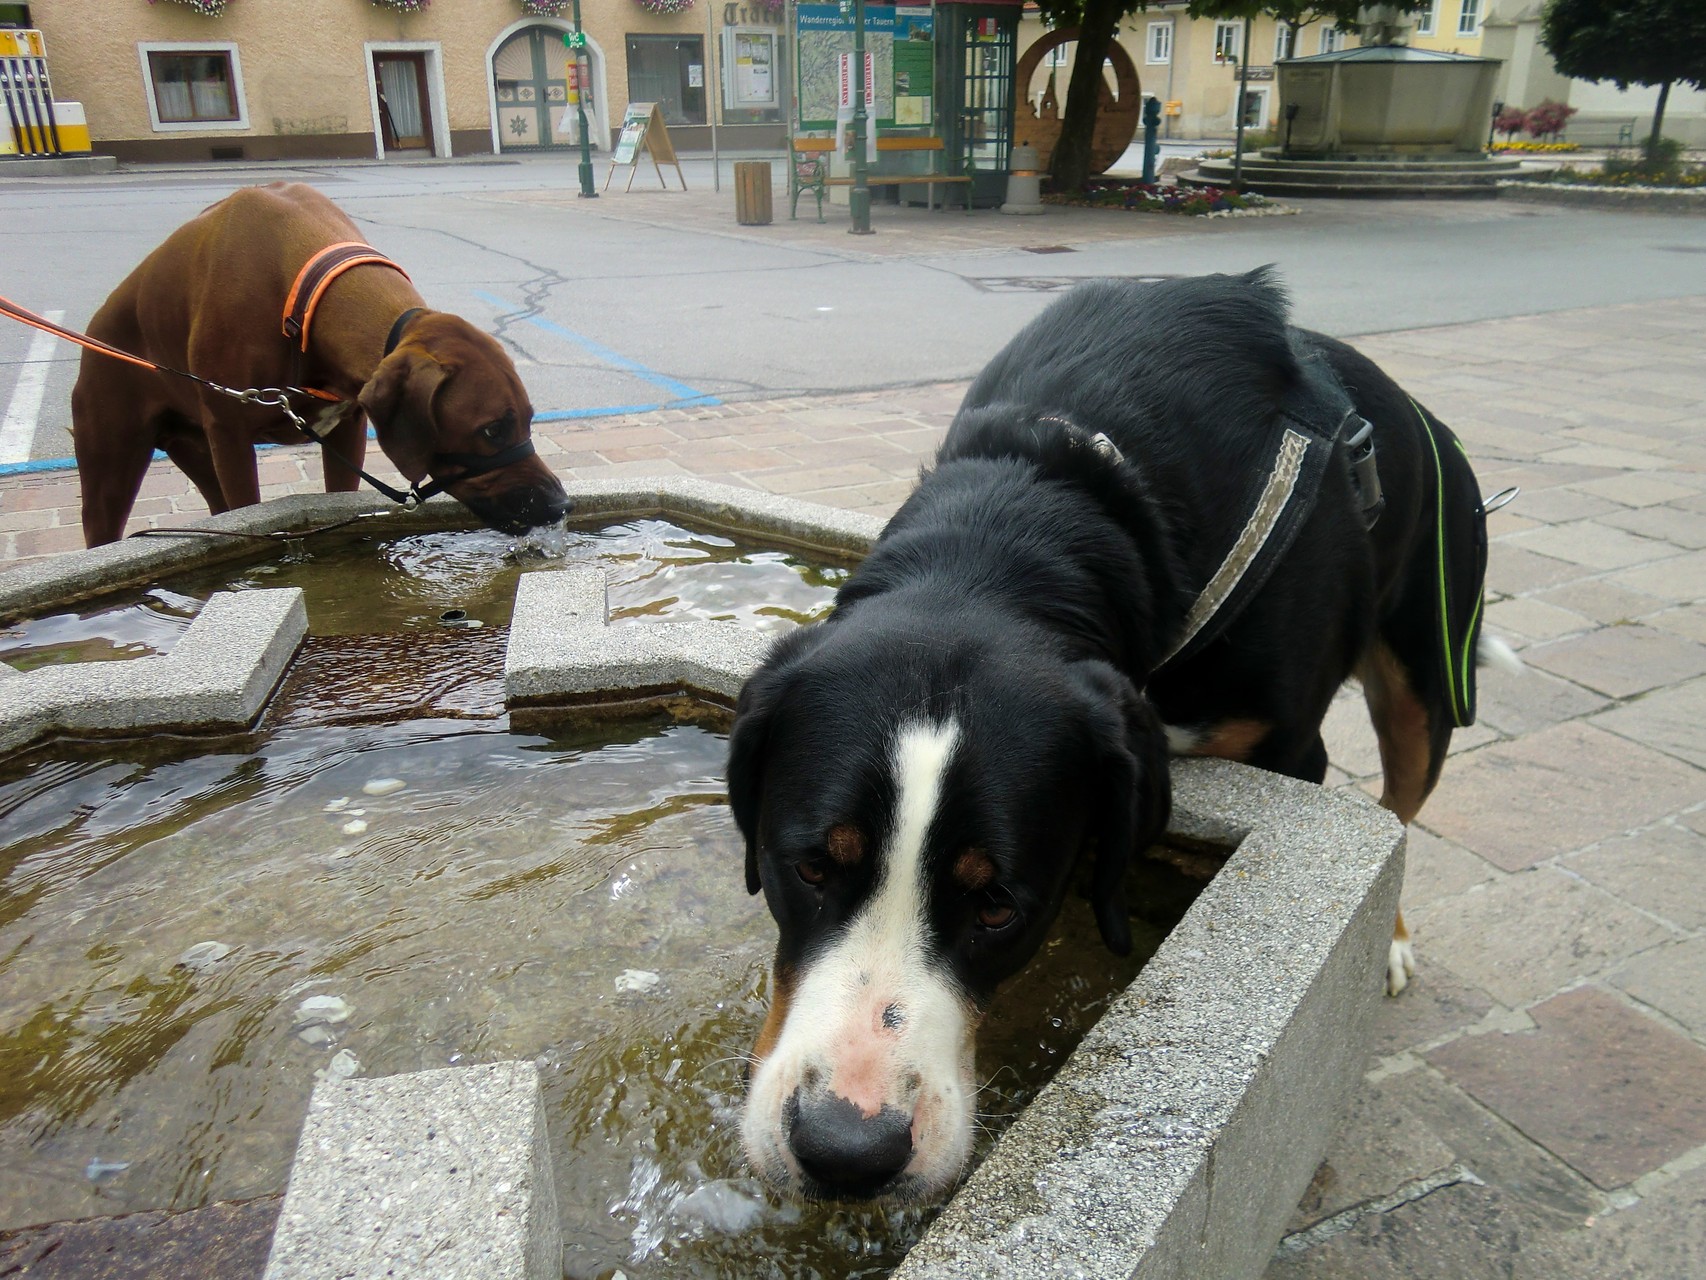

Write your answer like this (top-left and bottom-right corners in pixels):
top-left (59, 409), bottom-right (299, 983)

top-left (3, 151), bottom-right (1704, 471)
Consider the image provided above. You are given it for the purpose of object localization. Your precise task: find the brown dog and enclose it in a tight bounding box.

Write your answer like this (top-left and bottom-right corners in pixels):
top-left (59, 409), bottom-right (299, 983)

top-left (70, 182), bottom-right (569, 547)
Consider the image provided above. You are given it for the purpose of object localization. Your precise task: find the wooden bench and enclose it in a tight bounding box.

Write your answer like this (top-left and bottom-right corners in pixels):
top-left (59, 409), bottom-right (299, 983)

top-left (789, 135), bottom-right (973, 221)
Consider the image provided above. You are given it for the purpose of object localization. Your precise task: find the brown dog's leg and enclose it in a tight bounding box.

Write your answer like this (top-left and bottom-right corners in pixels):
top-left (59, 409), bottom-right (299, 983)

top-left (1359, 641), bottom-right (1453, 996)
top-left (71, 364), bottom-right (163, 547)
top-left (157, 425), bottom-right (228, 518)
top-left (202, 403), bottom-right (264, 513)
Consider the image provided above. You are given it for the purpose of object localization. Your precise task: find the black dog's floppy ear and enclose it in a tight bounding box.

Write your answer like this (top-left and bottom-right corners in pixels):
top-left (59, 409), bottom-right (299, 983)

top-left (727, 627), bottom-right (825, 895)
top-left (358, 347), bottom-right (449, 482)
top-left (1065, 660), bottom-right (1173, 956)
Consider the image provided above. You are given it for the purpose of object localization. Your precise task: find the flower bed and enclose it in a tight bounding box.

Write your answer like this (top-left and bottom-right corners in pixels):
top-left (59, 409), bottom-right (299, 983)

top-left (1489, 141), bottom-right (1580, 154)
top-left (1520, 163), bottom-right (1704, 189)
top-left (1044, 180), bottom-right (1286, 217)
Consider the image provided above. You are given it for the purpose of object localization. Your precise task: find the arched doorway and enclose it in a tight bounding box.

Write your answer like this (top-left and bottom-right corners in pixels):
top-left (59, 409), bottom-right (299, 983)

top-left (492, 24), bottom-right (603, 151)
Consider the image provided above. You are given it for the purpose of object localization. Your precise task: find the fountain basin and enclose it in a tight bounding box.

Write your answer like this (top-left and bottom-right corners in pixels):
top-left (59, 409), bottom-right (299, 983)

top-left (0, 479), bottom-right (1404, 1280)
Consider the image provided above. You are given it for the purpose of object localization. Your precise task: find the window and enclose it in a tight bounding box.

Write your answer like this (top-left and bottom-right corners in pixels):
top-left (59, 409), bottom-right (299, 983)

top-left (138, 42), bottom-right (247, 132)
top-left (1319, 26), bottom-right (1344, 54)
top-left (624, 35), bottom-right (706, 126)
top-left (1214, 21), bottom-right (1242, 64)
top-left (1147, 21), bottom-right (1172, 65)
top-left (1414, 0), bottom-right (1438, 36)
top-left (1274, 23), bottom-right (1294, 61)
top-left (1457, 0), bottom-right (1480, 35)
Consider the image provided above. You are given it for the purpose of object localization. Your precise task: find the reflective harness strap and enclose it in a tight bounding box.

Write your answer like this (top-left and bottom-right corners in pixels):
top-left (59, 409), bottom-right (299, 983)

top-left (1154, 352), bottom-right (1385, 674)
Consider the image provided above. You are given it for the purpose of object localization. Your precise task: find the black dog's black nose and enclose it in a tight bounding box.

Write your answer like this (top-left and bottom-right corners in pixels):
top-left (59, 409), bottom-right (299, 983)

top-left (787, 1089), bottom-right (913, 1197)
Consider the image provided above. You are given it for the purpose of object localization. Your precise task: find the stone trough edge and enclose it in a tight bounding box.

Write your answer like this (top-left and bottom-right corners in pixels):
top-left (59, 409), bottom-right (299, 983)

top-left (2, 479), bottom-right (1404, 1280)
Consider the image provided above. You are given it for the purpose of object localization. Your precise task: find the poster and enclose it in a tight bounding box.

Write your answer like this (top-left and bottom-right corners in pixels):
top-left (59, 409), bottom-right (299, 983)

top-left (797, 3), bottom-right (933, 131)
top-left (611, 103), bottom-right (652, 166)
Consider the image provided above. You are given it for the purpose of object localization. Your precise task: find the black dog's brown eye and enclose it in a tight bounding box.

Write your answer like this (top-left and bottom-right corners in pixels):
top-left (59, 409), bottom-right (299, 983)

top-left (976, 902), bottom-right (1016, 930)
top-left (796, 859), bottom-right (829, 886)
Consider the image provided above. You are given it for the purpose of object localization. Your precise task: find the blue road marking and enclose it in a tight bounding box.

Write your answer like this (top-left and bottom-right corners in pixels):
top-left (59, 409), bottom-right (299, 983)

top-left (472, 291), bottom-right (720, 411)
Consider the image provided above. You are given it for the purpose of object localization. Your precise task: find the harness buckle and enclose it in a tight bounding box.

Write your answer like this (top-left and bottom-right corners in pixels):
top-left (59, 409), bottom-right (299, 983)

top-left (1342, 412), bottom-right (1385, 530)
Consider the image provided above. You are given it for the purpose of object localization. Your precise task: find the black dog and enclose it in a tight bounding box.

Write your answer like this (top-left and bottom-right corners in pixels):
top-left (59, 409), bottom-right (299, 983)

top-left (727, 270), bottom-right (1495, 1203)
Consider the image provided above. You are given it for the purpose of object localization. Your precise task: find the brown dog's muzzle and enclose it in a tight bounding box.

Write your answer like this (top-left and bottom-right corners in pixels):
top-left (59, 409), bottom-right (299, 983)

top-left (429, 442), bottom-right (571, 534)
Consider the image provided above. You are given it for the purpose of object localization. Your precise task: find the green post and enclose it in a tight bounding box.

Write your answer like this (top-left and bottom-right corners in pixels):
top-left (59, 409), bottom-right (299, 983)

top-left (569, 2), bottom-right (598, 198)
top-left (849, 0), bottom-right (872, 234)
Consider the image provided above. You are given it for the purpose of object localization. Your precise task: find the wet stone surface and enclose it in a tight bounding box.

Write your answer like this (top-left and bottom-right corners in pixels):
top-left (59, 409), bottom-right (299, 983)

top-left (0, 518), bottom-right (849, 671)
top-left (0, 707), bottom-right (1211, 1278)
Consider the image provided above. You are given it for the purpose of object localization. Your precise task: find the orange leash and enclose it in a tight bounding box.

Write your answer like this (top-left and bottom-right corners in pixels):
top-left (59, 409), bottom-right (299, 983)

top-left (0, 292), bottom-right (341, 405)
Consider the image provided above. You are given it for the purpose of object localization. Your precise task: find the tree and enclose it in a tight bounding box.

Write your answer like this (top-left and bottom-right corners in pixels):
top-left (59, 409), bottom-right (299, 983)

top-left (1033, 0), bottom-right (1150, 191)
top-left (1540, 0), bottom-right (1706, 152)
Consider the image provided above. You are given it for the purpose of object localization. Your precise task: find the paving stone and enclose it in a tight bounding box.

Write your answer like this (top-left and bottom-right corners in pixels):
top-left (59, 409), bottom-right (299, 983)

top-left (1599, 504), bottom-right (1706, 551)
top-left (1613, 549), bottom-right (1706, 603)
top-left (1572, 474), bottom-right (1701, 508)
top-left (1269, 1181), bottom-right (1529, 1280)
top-left (1402, 826), bottom-right (1500, 909)
top-left (1533, 578), bottom-right (1670, 626)
top-left (1411, 868), bottom-right (1675, 1005)
top-left (1565, 822), bottom-right (1706, 931)
top-left (1367, 968), bottom-right (1499, 1061)
top-left (1525, 1159), bottom-right (1706, 1280)
top-left (1426, 986), bottom-right (1706, 1191)
top-left (1591, 674), bottom-right (1706, 770)
top-left (1609, 938), bottom-right (1706, 1039)
top-left (1522, 625), bottom-right (1706, 698)
top-left (1471, 663), bottom-right (1609, 738)
top-left (1507, 522), bottom-right (1683, 572)
top-left (1287, 1078), bottom-right (1458, 1232)
top-left (1501, 487), bottom-right (1621, 524)
top-left (1419, 723), bottom-right (1699, 870)
top-left (1642, 604), bottom-right (1706, 645)
top-left (1483, 597), bottom-right (1593, 645)
top-left (1484, 545), bottom-right (1585, 596)
top-left (1322, 689), bottom-right (1383, 779)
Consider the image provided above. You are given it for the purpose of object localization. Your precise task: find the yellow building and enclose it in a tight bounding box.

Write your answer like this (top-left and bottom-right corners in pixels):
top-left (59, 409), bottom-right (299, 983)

top-left (1017, 1), bottom-right (1484, 144)
top-left (22, 0), bottom-right (788, 163)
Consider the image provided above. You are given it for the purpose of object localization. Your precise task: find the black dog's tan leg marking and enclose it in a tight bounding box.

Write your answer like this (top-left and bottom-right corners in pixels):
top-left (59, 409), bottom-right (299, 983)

top-left (1183, 718), bottom-right (1272, 762)
top-left (1360, 641), bottom-right (1453, 995)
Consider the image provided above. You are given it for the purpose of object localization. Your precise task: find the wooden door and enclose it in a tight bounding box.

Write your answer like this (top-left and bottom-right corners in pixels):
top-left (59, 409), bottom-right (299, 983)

top-left (375, 53), bottom-right (431, 153)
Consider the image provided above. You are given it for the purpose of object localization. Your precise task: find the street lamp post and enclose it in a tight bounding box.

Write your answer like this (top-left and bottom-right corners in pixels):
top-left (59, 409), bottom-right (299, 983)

top-left (849, 0), bottom-right (872, 234)
top-left (570, 0), bottom-right (597, 198)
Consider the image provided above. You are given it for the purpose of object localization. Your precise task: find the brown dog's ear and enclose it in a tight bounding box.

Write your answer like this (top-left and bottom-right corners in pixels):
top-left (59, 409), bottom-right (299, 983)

top-left (1065, 660), bottom-right (1173, 956)
top-left (727, 626), bottom-right (827, 895)
top-left (358, 349), bottom-right (449, 482)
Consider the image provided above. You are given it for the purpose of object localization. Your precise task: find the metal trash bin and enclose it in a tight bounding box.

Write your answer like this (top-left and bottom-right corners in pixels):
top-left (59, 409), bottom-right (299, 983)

top-left (734, 160), bottom-right (774, 226)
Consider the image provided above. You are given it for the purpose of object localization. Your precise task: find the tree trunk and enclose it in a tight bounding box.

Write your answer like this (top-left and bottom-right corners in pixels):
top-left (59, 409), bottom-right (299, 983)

top-left (1047, 0), bottom-right (1123, 190)
top-left (1647, 80), bottom-right (1671, 155)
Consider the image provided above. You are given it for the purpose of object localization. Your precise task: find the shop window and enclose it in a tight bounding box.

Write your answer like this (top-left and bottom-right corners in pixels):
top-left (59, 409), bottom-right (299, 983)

top-left (1213, 21), bottom-right (1241, 64)
top-left (139, 43), bottom-right (247, 131)
top-left (624, 35), bottom-right (706, 126)
top-left (1147, 22), bottom-right (1172, 66)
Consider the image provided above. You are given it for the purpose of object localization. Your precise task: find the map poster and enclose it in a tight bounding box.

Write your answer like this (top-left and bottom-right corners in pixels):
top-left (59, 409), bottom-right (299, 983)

top-left (797, 3), bottom-right (933, 132)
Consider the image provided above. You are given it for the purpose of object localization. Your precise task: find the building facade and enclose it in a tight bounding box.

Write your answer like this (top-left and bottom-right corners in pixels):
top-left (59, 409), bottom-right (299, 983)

top-left (1481, 0), bottom-right (1705, 146)
top-left (1015, 0), bottom-right (1493, 143)
top-left (24, 0), bottom-right (789, 163)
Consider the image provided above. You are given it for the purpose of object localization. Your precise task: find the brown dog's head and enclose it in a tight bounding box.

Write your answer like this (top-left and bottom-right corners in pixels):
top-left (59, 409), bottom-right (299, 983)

top-left (358, 311), bottom-right (570, 534)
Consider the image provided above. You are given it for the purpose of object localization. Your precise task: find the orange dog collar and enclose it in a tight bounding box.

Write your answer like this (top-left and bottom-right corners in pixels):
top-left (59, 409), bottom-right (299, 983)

top-left (281, 242), bottom-right (412, 352)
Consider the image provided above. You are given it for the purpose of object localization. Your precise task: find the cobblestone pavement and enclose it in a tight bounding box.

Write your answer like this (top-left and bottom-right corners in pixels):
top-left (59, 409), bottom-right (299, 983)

top-left (2, 288), bottom-right (1702, 1278)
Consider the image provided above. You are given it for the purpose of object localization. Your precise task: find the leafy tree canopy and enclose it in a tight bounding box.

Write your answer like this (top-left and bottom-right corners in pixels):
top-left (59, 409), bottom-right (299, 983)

top-left (1540, 0), bottom-right (1706, 92)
